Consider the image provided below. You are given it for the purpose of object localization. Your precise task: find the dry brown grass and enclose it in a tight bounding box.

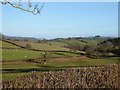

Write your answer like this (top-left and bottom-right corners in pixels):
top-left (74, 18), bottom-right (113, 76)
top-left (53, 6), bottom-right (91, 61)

top-left (2, 64), bottom-right (119, 89)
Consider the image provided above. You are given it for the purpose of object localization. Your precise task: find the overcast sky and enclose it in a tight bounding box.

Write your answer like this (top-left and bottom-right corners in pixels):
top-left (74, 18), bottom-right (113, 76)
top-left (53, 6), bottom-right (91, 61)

top-left (2, 2), bottom-right (118, 39)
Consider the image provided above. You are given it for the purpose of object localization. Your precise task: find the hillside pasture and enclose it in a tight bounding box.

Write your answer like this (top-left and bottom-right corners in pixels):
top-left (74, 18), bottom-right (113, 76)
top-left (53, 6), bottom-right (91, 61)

top-left (2, 49), bottom-right (42, 61)
top-left (2, 49), bottom-right (83, 61)
top-left (11, 40), bottom-right (69, 51)
top-left (2, 40), bottom-right (82, 61)
top-left (61, 39), bottom-right (86, 46)
top-left (1, 41), bottom-right (20, 48)
top-left (2, 39), bottom-right (120, 82)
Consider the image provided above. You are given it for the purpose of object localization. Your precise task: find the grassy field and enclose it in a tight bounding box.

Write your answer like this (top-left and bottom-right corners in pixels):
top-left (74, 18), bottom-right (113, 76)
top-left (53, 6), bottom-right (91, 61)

top-left (1, 41), bottom-right (20, 48)
top-left (2, 57), bottom-right (119, 81)
top-left (2, 49), bottom-right (81, 61)
top-left (85, 40), bottom-right (98, 45)
top-left (61, 39), bottom-right (86, 46)
top-left (2, 49), bottom-right (43, 61)
top-left (2, 41), bottom-right (82, 61)
top-left (2, 40), bottom-right (120, 81)
top-left (11, 40), bottom-right (69, 51)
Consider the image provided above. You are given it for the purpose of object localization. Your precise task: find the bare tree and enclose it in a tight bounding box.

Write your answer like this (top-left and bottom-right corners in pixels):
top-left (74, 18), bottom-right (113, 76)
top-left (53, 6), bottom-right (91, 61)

top-left (67, 43), bottom-right (83, 57)
top-left (84, 44), bottom-right (96, 57)
top-left (0, 0), bottom-right (44, 15)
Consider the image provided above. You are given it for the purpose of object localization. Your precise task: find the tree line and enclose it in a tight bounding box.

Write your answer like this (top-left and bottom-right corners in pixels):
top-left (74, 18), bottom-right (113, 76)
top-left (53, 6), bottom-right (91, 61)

top-left (67, 38), bottom-right (120, 58)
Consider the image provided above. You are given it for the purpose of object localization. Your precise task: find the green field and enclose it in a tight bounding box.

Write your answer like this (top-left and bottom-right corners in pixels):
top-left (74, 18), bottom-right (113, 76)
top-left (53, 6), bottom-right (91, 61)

top-left (2, 49), bottom-right (81, 61)
top-left (2, 57), bottom-right (119, 81)
top-left (61, 39), bottom-right (86, 46)
top-left (2, 49), bottom-right (43, 61)
top-left (11, 40), bottom-right (69, 51)
top-left (1, 41), bottom-right (20, 48)
top-left (2, 40), bottom-right (120, 81)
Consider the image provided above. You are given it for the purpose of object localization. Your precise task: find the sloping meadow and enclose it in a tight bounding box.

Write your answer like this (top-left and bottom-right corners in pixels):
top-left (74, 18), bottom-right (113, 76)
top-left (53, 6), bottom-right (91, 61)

top-left (2, 64), bottom-right (119, 89)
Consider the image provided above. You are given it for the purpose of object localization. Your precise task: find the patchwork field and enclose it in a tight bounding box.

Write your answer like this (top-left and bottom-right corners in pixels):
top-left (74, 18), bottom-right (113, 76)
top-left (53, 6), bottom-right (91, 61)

top-left (2, 39), bottom-right (120, 83)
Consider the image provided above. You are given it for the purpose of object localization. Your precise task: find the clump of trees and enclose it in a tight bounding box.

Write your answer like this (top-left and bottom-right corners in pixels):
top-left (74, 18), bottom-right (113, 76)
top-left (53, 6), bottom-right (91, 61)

top-left (67, 38), bottom-right (120, 58)
top-left (85, 38), bottom-right (120, 58)
top-left (107, 38), bottom-right (120, 56)
top-left (96, 41), bottom-right (114, 57)
top-left (83, 44), bottom-right (96, 57)
top-left (88, 38), bottom-right (120, 57)
top-left (112, 48), bottom-right (120, 56)
top-left (67, 43), bottom-right (84, 57)
top-left (25, 43), bottom-right (32, 49)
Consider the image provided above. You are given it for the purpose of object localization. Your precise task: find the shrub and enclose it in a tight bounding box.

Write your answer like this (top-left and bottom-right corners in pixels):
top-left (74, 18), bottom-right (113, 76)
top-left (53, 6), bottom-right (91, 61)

top-left (25, 44), bottom-right (32, 49)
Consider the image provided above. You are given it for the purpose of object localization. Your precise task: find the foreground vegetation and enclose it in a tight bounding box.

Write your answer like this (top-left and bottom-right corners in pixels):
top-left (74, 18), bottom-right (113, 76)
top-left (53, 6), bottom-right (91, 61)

top-left (2, 64), bottom-right (119, 88)
top-left (2, 57), bottom-right (119, 81)
top-left (1, 36), bottom-right (120, 81)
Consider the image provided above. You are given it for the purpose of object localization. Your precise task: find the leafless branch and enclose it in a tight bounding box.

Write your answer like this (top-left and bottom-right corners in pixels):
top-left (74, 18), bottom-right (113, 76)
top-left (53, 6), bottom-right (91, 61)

top-left (0, 0), bottom-right (44, 15)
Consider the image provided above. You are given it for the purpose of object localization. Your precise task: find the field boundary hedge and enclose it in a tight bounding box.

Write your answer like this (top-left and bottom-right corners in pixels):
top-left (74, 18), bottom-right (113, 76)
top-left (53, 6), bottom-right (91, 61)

top-left (2, 64), bottom-right (119, 88)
